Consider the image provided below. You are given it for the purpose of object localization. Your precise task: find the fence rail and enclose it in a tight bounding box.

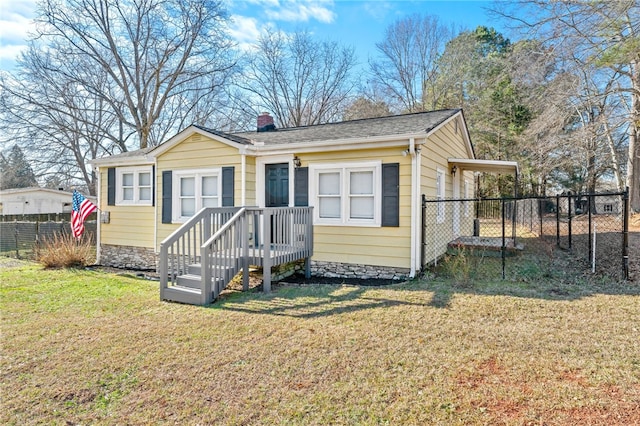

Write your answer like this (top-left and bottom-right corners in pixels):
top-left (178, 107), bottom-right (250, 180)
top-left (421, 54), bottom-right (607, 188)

top-left (0, 220), bottom-right (97, 257)
top-left (422, 190), bottom-right (630, 282)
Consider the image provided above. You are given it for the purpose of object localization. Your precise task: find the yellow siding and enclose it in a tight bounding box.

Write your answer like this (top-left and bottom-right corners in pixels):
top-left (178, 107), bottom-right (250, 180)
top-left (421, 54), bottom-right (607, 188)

top-left (298, 147), bottom-right (413, 269)
top-left (98, 167), bottom-right (155, 248)
top-left (155, 134), bottom-right (245, 247)
top-left (244, 157), bottom-right (256, 205)
top-left (420, 118), bottom-right (475, 261)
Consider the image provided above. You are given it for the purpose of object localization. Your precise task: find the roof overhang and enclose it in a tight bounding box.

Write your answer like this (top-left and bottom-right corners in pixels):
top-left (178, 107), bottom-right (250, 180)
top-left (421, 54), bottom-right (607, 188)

top-left (448, 158), bottom-right (519, 175)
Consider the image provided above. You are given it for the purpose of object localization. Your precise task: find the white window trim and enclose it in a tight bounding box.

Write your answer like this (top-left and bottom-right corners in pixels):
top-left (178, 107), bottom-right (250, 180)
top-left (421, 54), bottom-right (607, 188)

top-left (436, 168), bottom-right (445, 224)
top-left (309, 161), bottom-right (381, 227)
top-left (116, 166), bottom-right (153, 206)
top-left (172, 168), bottom-right (222, 222)
top-left (255, 154), bottom-right (295, 208)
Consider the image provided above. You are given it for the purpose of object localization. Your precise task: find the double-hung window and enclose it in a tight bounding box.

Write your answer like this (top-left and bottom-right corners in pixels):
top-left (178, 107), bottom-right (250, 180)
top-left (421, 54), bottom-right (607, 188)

top-left (173, 169), bottom-right (220, 221)
top-left (116, 166), bottom-right (152, 205)
top-left (311, 162), bottom-right (380, 226)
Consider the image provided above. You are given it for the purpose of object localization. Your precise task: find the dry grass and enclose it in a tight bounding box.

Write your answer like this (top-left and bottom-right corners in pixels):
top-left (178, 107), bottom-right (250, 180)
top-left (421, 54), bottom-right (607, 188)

top-left (1, 259), bottom-right (639, 425)
top-left (34, 232), bottom-right (94, 268)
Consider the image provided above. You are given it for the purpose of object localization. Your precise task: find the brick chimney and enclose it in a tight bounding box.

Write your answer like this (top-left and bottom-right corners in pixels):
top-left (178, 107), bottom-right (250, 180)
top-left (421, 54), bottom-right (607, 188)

top-left (257, 112), bottom-right (275, 132)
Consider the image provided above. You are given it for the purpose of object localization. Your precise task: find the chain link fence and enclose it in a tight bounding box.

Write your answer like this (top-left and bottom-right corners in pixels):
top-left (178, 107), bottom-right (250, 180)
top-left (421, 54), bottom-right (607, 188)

top-left (0, 217), bottom-right (96, 259)
top-left (422, 191), bottom-right (630, 282)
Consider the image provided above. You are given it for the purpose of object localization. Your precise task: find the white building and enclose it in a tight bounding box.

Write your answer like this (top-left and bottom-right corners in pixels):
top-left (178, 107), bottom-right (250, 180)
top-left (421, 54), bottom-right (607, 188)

top-left (0, 188), bottom-right (96, 215)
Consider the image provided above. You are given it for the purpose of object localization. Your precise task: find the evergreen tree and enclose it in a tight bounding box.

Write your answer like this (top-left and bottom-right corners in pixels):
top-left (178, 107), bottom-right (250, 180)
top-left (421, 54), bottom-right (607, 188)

top-left (1, 145), bottom-right (38, 189)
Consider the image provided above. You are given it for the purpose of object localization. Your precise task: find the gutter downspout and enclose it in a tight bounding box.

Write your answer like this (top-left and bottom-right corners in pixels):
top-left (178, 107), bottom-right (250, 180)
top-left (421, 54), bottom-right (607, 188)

top-left (154, 157), bottom-right (158, 257)
top-left (409, 137), bottom-right (418, 278)
top-left (241, 151), bottom-right (246, 206)
top-left (95, 166), bottom-right (101, 265)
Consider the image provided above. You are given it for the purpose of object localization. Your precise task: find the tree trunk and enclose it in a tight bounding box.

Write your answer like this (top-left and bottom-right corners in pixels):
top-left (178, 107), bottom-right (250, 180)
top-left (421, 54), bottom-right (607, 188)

top-left (628, 61), bottom-right (640, 212)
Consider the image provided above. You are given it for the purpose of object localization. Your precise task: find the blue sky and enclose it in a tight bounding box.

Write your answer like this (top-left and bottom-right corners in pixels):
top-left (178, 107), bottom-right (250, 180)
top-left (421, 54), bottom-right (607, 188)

top-left (0, 0), bottom-right (505, 71)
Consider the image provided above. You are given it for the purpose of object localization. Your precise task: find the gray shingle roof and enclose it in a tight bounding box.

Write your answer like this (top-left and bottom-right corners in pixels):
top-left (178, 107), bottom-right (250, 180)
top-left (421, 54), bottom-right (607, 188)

top-left (231, 109), bottom-right (460, 145)
top-left (93, 109), bottom-right (461, 163)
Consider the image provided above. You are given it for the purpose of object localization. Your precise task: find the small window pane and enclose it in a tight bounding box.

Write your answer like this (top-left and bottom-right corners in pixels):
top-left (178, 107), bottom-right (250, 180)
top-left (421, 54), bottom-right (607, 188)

top-left (123, 188), bottom-right (134, 200)
top-left (122, 173), bottom-right (133, 187)
top-left (202, 197), bottom-right (218, 208)
top-left (319, 172), bottom-right (340, 195)
top-left (202, 176), bottom-right (218, 196)
top-left (138, 172), bottom-right (151, 186)
top-left (350, 171), bottom-right (373, 195)
top-left (139, 187), bottom-right (151, 201)
top-left (181, 198), bottom-right (195, 216)
top-left (350, 197), bottom-right (374, 219)
top-left (319, 197), bottom-right (340, 218)
top-left (180, 177), bottom-right (195, 196)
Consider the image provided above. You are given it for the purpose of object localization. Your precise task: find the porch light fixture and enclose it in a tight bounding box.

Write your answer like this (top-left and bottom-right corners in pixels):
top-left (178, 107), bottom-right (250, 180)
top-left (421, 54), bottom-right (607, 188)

top-left (451, 165), bottom-right (458, 176)
top-left (293, 156), bottom-right (302, 168)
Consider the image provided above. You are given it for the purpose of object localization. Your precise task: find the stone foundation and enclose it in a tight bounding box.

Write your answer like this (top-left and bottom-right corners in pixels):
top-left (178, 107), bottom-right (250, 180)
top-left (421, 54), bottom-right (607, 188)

top-left (310, 261), bottom-right (410, 281)
top-left (100, 244), bottom-right (157, 270)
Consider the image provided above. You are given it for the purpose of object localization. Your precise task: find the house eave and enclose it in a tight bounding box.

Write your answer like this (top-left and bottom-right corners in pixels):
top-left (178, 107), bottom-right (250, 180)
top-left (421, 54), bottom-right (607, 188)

top-left (246, 132), bottom-right (431, 155)
top-left (90, 155), bottom-right (154, 168)
top-left (148, 126), bottom-right (250, 158)
top-left (448, 158), bottom-right (519, 175)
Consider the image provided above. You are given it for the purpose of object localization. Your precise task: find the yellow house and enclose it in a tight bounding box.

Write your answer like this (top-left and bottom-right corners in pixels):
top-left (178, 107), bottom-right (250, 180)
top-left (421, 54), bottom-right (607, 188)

top-left (91, 109), bottom-right (517, 304)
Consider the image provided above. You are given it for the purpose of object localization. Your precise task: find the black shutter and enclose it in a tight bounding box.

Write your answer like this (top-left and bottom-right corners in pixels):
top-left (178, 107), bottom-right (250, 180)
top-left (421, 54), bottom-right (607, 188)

top-left (294, 167), bottom-right (308, 207)
top-left (107, 167), bottom-right (116, 206)
top-left (162, 171), bottom-right (172, 223)
top-left (382, 163), bottom-right (399, 227)
top-left (222, 166), bottom-right (234, 207)
top-left (151, 165), bottom-right (155, 207)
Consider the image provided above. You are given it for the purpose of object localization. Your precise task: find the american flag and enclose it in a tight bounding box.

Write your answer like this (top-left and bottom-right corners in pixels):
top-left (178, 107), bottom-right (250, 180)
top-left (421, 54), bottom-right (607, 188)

top-left (71, 190), bottom-right (97, 239)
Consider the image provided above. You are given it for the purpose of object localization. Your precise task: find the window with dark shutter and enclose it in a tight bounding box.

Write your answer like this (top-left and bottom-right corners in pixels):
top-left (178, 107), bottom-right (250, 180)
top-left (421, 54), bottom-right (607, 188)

top-left (294, 167), bottom-right (308, 207)
top-left (222, 166), bottom-right (234, 207)
top-left (381, 163), bottom-right (399, 227)
top-left (161, 171), bottom-right (172, 223)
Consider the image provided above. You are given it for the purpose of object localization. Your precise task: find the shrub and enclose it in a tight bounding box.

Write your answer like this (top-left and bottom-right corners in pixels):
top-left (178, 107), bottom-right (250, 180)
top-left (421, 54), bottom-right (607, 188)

top-left (35, 232), bottom-right (94, 268)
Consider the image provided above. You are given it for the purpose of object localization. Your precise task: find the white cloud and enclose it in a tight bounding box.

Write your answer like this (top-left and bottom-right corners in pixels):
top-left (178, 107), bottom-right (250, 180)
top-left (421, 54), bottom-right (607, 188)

top-left (227, 14), bottom-right (264, 51)
top-left (362, 1), bottom-right (395, 22)
top-left (265, 1), bottom-right (335, 23)
top-left (230, 0), bottom-right (335, 24)
top-left (0, 0), bottom-right (38, 69)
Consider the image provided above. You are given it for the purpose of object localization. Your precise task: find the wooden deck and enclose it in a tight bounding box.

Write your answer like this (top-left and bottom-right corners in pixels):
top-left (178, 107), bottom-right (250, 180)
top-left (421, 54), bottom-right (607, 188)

top-left (159, 206), bottom-right (314, 305)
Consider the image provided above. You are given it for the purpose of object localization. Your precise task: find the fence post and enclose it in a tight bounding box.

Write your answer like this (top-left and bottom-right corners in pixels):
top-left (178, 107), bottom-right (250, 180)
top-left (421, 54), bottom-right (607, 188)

top-left (421, 194), bottom-right (426, 271)
top-left (588, 193), bottom-right (592, 263)
top-left (622, 187), bottom-right (629, 281)
top-left (556, 194), bottom-right (560, 246)
top-left (501, 198), bottom-right (506, 280)
top-left (14, 220), bottom-right (19, 259)
top-left (568, 191), bottom-right (573, 250)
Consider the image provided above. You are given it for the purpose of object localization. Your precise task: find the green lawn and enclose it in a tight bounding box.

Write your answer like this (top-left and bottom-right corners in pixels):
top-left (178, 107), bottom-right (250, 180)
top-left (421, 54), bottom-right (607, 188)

top-left (1, 258), bottom-right (639, 425)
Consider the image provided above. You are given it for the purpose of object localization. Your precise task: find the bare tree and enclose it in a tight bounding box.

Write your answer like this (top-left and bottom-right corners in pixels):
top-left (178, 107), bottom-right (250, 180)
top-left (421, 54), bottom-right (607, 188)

top-left (493, 0), bottom-right (640, 210)
top-left (0, 48), bottom-right (124, 195)
top-left (243, 29), bottom-right (357, 128)
top-left (369, 14), bottom-right (453, 113)
top-left (34, 0), bottom-right (237, 149)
